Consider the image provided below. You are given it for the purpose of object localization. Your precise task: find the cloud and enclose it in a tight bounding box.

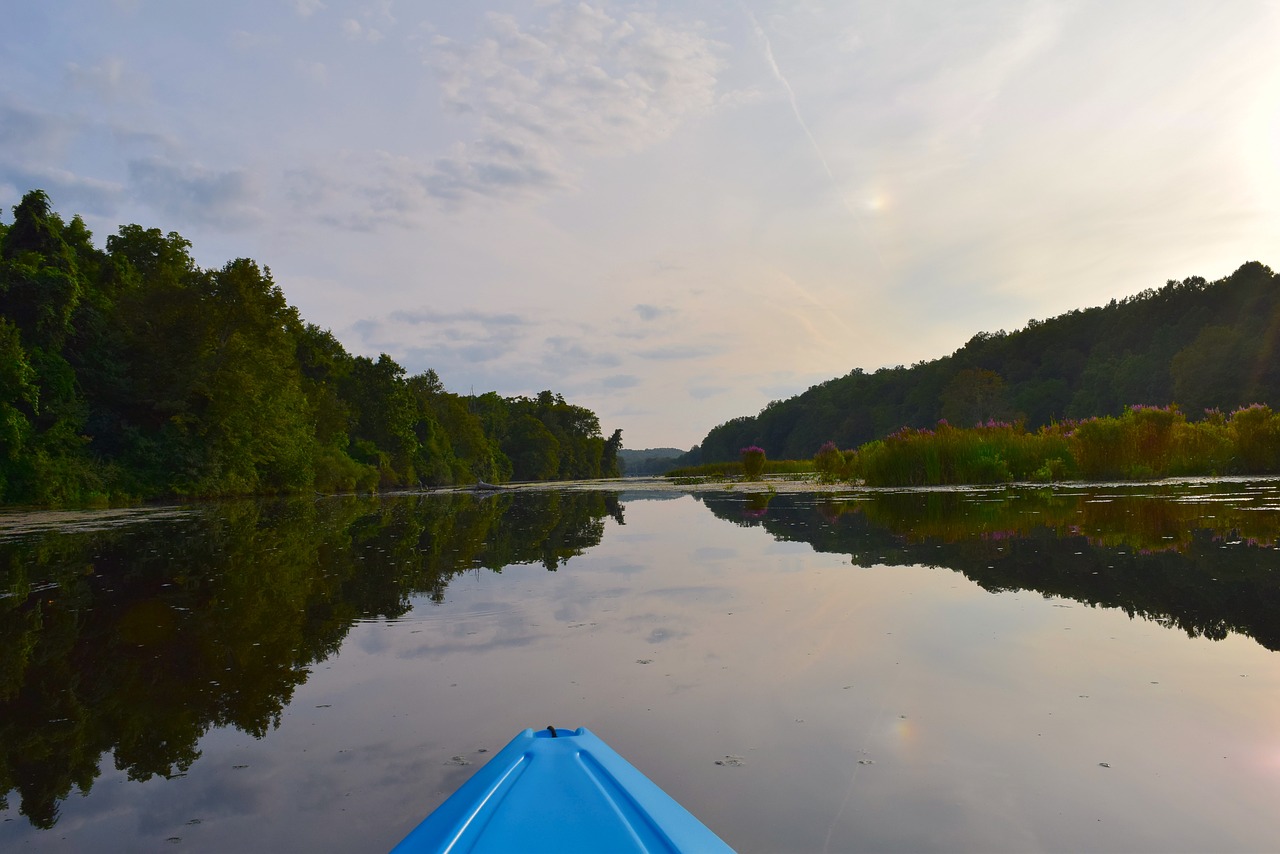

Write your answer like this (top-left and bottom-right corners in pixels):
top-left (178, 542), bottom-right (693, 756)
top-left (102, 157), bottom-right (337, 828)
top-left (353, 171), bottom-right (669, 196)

top-left (353, 308), bottom-right (534, 372)
top-left (231, 30), bottom-right (274, 51)
top-left (390, 309), bottom-right (528, 327)
top-left (305, 152), bottom-right (440, 230)
top-left (600, 374), bottom-right (640, 389)
top-left (296, 59), bottom-right (328, 84)
top-left (633, 304), bottom-right (675, 321)
top-left (128, 157), bottom-right (262, 228)
top-left (0, 103), bottom-right (75, 160)
top-left (341, 18), bottom-right (383, 43)
top-left (422, 4), bottom-right (725, 202)
top-left (543, 336), bottom-right (623, 370)
top-left (688, 385), bottom-right (727, 400)
top-left (634, 344), bottom-right (720, 361)
top-left (291, 0), bottom-right (324, 18)
top-left (0, 165), bottom-right (123, 214)
top-left (66, 58), bottom-right (143, 102)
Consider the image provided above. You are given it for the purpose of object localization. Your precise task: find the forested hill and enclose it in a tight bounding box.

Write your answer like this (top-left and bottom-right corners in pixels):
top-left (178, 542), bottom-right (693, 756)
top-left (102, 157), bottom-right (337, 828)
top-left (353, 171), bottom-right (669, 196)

top-left (0, 190), bottom-right (621, 505)
top-left (688, 261), bottom-right (1280, 463)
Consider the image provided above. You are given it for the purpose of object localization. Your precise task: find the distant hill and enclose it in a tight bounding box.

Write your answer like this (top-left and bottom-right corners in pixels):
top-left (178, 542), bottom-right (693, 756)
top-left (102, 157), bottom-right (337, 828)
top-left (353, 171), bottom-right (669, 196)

top-left (618, 448), bottom-right (686, 476)
top-left (685, 262), bottom-right (1280, 463)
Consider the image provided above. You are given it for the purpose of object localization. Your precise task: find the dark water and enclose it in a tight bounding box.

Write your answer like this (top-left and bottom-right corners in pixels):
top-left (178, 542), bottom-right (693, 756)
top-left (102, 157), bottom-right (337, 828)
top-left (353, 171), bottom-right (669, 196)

top-left (2, 481), bottom-right (1279, 852)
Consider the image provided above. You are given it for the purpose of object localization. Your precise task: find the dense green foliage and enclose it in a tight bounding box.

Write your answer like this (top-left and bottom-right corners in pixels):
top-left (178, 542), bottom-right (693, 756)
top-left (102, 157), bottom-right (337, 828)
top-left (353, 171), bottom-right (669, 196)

top-left (819, 403), bottom-right (1279, 486)
top-left (688, 261), bottom-right (1280, 462)
top-left (0, 191), bottom-right (621, 505)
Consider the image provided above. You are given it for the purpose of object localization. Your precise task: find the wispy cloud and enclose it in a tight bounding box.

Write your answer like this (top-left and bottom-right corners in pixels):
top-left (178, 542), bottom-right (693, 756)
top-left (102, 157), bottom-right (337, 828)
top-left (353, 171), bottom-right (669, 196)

top-left (543, 336), bottom-right (623, 370)
top-left (66, 58), bottom-right (137, 102)
top-left (128, 157), bottom-right (262, 228)
top-left (635, 344), bottom-right (720, 361)
top-left (746, 10), bottom-right (833, 181)
top-left (422, 4), bottom-right (725, 203)
top-left (391, 309), bottom-right (528, 327)
top-left (291, 0), bottom-right (324, 19)
top-left (0, 165), bottom-right (123, 214)
top-left (0, 103), bottom-right (75, 160)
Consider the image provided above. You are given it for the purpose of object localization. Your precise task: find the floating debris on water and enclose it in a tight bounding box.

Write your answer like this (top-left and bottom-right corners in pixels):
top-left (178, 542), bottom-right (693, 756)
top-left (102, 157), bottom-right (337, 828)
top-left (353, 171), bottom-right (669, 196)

top-left (714, 755), bottom-right (745, 767)
top-left (447, 755), bottom-right (472, 766)
top-left (636, 659), bottom-right (653, 665)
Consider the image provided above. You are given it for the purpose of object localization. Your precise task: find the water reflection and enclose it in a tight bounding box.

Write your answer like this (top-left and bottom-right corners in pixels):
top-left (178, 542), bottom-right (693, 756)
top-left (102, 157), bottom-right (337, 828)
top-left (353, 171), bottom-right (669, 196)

top-left (2, 481), bottom-right (1279, 848)
top-left (700, 479), bottom-right (1280, 650)
top-left (0, 492), bottom-right (619, 829)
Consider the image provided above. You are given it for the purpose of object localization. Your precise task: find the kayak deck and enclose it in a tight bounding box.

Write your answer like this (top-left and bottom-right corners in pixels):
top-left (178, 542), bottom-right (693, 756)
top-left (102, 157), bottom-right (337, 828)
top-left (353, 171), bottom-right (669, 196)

top-left (392, 726), bottom-right (735, 853)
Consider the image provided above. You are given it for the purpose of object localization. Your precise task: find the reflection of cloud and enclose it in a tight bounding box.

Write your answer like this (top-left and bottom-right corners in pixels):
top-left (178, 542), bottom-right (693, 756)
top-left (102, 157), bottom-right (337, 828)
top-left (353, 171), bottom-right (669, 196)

top-left (134, 761), bottom-right (270, 834)
top-left (647, 627), bottom-right (689, 643)
top-left (645, 586), bottom-right (734, 604)
top-left (422, 5), bottom-right (724, 203)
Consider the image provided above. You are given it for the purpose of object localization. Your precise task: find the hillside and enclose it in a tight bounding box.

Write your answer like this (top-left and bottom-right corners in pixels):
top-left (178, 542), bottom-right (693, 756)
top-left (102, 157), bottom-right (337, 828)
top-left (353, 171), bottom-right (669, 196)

top-left (687, 262), bottom-right (1280, 463)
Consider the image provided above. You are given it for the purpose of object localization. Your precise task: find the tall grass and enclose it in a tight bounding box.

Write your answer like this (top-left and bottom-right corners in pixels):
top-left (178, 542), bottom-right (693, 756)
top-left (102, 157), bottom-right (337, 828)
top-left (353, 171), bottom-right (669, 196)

top-left (830, 405), bottom-right (1280, 486)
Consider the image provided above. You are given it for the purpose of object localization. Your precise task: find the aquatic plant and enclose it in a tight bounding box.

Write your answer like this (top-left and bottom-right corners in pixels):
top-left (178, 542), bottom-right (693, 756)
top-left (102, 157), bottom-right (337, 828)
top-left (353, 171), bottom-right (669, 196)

top-left (813, 441), bottom-right (849, 483)
top-left (740, 446), bottom-right (766, 480)
top-left (835, 401), bottom-right (1280, 486)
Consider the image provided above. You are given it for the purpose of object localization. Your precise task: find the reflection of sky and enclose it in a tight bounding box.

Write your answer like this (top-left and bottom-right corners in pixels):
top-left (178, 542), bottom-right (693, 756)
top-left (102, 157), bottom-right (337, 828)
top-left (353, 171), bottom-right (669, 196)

top-left (3, 494), bottom-right (1279, 852)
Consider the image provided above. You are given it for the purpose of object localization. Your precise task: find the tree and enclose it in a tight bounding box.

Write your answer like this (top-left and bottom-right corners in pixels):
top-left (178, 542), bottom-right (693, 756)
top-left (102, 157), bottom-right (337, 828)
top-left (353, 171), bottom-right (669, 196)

top-left (602, 428), bottom-right (623, 478)
top-left (940, 369), bottom-right (1013, 426)
top-left (505, 414), bottom-right (560, 481)
top-left (342, 354), bottom-right (419, 486)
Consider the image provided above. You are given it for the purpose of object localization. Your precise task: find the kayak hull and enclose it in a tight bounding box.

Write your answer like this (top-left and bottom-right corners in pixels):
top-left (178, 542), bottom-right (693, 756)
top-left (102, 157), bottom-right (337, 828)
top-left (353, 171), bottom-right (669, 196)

top-left (392, 726), bottom-right (735, 853)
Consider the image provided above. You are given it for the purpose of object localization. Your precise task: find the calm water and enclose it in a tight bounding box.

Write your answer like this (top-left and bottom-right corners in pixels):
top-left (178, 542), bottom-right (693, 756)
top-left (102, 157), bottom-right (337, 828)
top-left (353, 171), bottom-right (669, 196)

top-left (2, 481), bottom-right (1279, 852)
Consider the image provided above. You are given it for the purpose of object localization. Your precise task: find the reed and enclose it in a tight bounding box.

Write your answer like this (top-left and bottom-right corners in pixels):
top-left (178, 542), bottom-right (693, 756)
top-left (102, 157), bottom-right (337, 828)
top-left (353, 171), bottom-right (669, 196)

top-left (832, 404), bottom-right (1280, 486)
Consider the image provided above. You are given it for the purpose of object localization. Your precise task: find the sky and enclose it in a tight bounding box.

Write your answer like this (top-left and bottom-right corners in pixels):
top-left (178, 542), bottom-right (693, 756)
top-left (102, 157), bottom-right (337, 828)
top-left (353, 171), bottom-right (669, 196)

top-left (3, 1), bottom-right (1279, 450)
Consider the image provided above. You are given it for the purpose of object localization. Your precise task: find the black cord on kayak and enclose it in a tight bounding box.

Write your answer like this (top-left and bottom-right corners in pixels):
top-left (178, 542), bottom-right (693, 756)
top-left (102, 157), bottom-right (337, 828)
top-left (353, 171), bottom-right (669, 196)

top-left (546, 726), bottom-right (558, 738)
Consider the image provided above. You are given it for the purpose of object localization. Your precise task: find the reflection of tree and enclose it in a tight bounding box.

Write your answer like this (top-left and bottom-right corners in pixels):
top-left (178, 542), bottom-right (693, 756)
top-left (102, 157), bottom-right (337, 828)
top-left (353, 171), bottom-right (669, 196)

top-left (700, 486), bottom-right (1280, 651)
top-left (0, 491), bottom-right (617, 828)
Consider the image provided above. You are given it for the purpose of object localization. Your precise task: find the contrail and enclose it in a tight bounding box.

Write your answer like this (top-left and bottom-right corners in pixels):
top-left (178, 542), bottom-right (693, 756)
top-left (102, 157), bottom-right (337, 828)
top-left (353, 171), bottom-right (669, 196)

top-left (746, 9), bottom-right (835, 181)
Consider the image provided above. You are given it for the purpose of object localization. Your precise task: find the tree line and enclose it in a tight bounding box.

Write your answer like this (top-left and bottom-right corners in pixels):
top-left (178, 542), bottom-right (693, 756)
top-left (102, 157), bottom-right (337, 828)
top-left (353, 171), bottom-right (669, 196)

top-left (685, 261), bottom-right (1280, 463)
top-left (0, 190), bottom-right (621, 505)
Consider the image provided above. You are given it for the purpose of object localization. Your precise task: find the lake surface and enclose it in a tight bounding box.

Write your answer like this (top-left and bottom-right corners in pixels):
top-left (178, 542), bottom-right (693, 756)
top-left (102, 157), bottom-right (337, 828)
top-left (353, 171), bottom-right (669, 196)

top-left (2, 480), bottom-right (1279, 852)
